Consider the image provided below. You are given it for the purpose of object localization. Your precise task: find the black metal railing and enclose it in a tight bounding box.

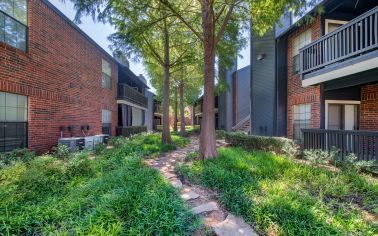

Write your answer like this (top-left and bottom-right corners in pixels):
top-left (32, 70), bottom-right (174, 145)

top-left (0, 122), bottom-right (28, 152)
top-left (118, 84), bottom-right (148, 108)
top-left (300, 6), bottom-right (378, 76)
top-left (302, 129), bottom-right (378, 162)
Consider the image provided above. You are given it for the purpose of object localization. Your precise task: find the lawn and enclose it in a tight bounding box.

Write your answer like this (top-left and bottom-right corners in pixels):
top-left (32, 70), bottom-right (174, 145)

top-left (0, 133), bottom-right (197, 235)
top-left (178, 147), bottom-right (378, 236)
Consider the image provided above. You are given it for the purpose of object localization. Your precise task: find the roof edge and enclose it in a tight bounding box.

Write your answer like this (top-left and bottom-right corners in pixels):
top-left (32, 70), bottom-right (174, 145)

top-left (42, 0), bottom-right (116, 63)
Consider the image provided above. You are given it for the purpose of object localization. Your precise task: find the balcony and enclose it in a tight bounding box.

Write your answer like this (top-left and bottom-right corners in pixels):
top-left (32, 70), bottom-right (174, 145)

top-left (300, 6), bottom-right (378, 86)
top-left (117, 84), bottom-right (148, 108)
top-left (302, 129), bottom-right (378, 162)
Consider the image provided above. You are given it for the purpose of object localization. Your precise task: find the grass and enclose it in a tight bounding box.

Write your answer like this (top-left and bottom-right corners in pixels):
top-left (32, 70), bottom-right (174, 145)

top-left (178, 147), bottom-right (378, 236)
top-left (0, 133), bottom-right (197, 235)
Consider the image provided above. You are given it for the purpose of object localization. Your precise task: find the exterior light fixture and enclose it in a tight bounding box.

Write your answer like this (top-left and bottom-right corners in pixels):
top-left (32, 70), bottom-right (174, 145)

top-left (257, 53), bottom-right (265, 61)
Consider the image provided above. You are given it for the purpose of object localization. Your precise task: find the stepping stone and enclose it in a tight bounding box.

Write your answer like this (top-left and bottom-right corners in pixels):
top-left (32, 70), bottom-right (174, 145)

top-left (191, 202), bottom-right (218, 215)
top-left (213, 214), bottom-right (257, 236)
top-left (181, 191), bottom-right (200, 201)
top-left (170, 179), bottom-right (183, 188)
top-left (162, 172), bottom-right (176, 179)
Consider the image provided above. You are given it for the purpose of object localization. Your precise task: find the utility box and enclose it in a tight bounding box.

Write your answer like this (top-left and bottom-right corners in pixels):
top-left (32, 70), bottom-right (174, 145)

top-left (95, 134), bottom-right (110, 144)
top-left (58, 137), bottom-right (85, 152)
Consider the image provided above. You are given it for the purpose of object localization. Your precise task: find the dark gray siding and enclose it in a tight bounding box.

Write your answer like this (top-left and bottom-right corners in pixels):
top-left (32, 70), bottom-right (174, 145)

top-left (251, 31), bottom-right (276, 136)
top-left (236, 66), bottom-right (251, 123)
top-left (218, 60), bottom-right (236, 131)
top-left (275, 37), bottom-right (288, 137)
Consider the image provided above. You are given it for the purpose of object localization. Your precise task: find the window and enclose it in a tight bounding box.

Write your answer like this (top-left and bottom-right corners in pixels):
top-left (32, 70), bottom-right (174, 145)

top-left (0, 92), bottom-right (28, 152)
top-left (0, 0), bottom-right (27, 51)
top-left (325, 19), bottom-right (348, 34)
top-left (293, 103), bottom-right (311, 142)
top-left (102, 59), bottom-right (112, 89)
top-left (292, 29), bottom-right (311, 74)
top-left (326, 101), bottom-right (359, 131)
top-left (102, 109), bottom-right (112, 135)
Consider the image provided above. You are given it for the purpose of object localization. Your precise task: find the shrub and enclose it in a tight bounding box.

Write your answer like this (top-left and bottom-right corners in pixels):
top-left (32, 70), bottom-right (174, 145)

top-left (303, 149), bottom-right (337, 165)
top-left (66, 152), bottom-right (93, 178)
top-left (185, 151), bottom-right (200, 162)
top-left (116, 126), bottom-right (147, 137)
top-left (93, 143), bottom-right (106, 155)
top-left (216, 130), bottom-right (227, 139)
top-left (225, 131), bottom-right (298, 157)
top-left (0, 149), bottom-right (36, 167)
top-left (53, 144), bottom-right (71, 159)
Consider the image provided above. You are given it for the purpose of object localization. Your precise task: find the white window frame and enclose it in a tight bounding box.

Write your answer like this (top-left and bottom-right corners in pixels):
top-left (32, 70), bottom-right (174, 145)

top-left (325, 100), bottom-right (360, 129)
top-left (325, 19), bottom-right (348, 34)
top-left (293, 103), bottom-right (312, 142)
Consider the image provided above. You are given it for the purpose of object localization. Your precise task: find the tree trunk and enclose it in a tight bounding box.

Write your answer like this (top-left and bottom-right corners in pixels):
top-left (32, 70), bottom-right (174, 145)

top-left (162, 22), bottom-right (172, 144)
top-left (179, 80), bottom-right (186, 136)
top-left (173, 86), bottom-right (178, 132)
top-left (199, 1), bottom-right (217, 159)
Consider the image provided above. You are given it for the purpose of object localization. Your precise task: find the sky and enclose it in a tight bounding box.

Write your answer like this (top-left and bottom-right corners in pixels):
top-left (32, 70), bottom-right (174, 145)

top-left (49, 0), bottom-right (251, 91)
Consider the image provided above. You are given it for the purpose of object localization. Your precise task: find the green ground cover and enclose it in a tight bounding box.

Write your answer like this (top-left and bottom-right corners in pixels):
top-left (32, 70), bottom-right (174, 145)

top-left (178, 147), bottom-right (378, 236)
top-left (0, 133), bottom-right (197, 235)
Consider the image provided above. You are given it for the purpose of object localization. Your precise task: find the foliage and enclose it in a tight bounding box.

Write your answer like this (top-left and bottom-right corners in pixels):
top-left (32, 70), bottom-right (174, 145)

top-left (0, 149), bottom-right (36, 168)
top-left (52, 144), bottom-right (71, 159)
top-left (215, 130), bottom-right (227, 139)
top-left (303, 149), bottom-right (378, 174)
top-left (303, 148), bottom-right (337, 165)
top-left (185, 151), bottom-right (200, 162)
top-left (178, 147), bottom-right (378, 235)
top-left (116, 126), bottom-right (147, 137)
top-left (93, 142), bottom-right (106, 155)
top-left (0, 133), bottom-right (197, 235)
top-left (225, 131), bottom-right (298, 157)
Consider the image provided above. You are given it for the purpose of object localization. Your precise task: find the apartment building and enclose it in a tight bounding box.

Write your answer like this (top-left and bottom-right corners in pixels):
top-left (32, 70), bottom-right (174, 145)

top-left (116, 59), bottom-right (150, 129)
top-left (251, 0), bottom-right (378, 160)
top-left (0, 0), bottom-right (118, 153)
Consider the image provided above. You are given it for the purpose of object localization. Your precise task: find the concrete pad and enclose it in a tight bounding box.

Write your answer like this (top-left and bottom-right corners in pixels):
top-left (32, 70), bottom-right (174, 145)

top-left (191, 202), bottom-right (218, 215)
top-left (213, 214), bottom-right (257, 236)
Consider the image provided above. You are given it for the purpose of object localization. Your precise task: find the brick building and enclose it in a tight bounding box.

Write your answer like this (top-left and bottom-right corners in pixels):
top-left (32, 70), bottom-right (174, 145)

top-left (251, 0), bottom-right (378, 160)
top-left (0, 0), bottom-right (118, 153)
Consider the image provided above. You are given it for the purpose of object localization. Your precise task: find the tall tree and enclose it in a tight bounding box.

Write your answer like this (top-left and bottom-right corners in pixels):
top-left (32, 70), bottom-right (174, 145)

top-left (158, 0), bottom-right (320, 158)
top-left (69, 0), bottom-right (195, 144)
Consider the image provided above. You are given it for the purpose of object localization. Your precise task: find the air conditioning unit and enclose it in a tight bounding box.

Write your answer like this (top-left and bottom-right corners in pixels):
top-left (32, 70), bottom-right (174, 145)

top-left (84, 136), bottom-right (95, 151)
top-left (95, 134), bottom-right (110, 144)
top-left (58, 137), bottom-right (85, 152)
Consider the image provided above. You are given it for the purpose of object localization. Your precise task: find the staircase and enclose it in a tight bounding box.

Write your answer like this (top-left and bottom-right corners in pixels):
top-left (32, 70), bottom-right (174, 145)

top-left (232, 115), bottom-right (251, 134)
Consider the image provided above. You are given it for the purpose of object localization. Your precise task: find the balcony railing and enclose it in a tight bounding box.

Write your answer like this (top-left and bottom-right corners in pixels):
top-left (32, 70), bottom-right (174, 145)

top-left (302, 129), bottom-right (378, 162)
top-left (118, 84), bottom-right (148, 108)
top-left (300, 6), bottom-right (378, 76)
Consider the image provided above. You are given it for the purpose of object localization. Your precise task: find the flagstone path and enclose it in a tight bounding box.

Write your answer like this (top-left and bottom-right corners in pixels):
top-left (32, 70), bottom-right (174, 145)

top-left (145, 136), bottom-right (258, 236)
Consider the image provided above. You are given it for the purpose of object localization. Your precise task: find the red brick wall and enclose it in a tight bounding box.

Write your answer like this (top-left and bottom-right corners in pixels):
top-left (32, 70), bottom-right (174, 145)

top-left (0, 0), bottom-right (118, 153)
top-left (360, 83), bottom-right (378, 131)
top-left (287, 16), bottom-right (322, 139)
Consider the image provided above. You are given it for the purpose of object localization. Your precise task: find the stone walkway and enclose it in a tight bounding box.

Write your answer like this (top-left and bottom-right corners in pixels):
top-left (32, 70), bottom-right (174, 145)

top-left (145, 136), bottom-right (257, 236)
